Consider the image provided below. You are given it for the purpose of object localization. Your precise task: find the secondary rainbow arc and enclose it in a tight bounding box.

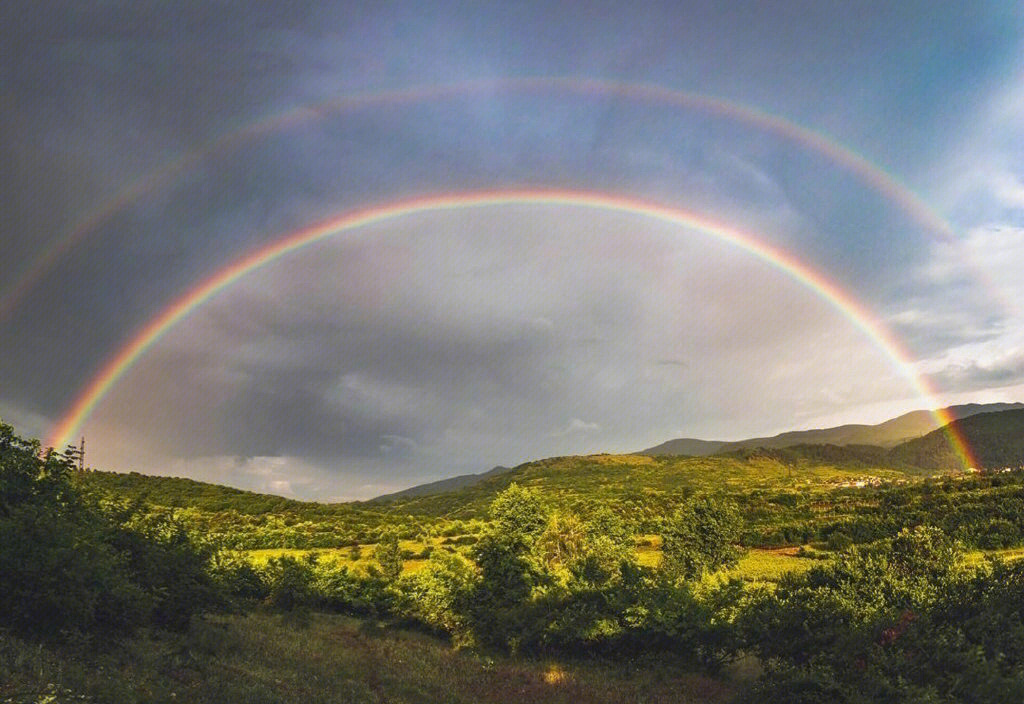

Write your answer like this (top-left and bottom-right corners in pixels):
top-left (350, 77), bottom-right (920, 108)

top-left (2, 76), bottom-right (1007, 322)
top-left (47, 189), bottom-right (977, 470)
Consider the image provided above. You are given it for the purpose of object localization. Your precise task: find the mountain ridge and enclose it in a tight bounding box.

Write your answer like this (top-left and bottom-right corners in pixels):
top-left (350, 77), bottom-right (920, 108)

top-left (371, 465), bottom-right (513, 502)
top-left (76, 403), bottom-right (1024, 506)
top-left (641, 402), bottom-right (1024, 457)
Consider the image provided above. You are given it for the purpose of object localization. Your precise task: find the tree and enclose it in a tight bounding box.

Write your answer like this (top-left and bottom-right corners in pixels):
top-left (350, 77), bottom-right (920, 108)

top-left (373, 529), bottom-right (403, 582)
top-left (488, 482), bottom-right (547, 544)
top-left (467, 484), bottom-right (550, 649)
top-left (661, 496), bottom-right (743, 580)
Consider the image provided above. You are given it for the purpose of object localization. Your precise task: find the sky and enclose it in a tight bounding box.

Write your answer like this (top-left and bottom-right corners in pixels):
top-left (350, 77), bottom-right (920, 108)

top-left (1, 1), bottom-right (1023, 500)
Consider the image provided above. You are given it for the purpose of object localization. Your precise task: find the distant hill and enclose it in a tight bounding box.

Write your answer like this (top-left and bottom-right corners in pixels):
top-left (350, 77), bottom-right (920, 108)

top-left (722, 443), bottom-right (893, 468)
top-left (639, 438), bottom-right (727, 457)
top-left (889, 408), bottom-right (1024, 471)
top-left (369, 451), bottom-right (917, 520)
top-left (641, 402), bottom-right (1024, 456)
top-left (78, 404), bottom-right (1024, 523)
top-left (372, 403), bottom-right (1023, 501)
top-left (372, 466), bottom-right (512, 501)
top-left (77, 470), bottom-right (314, 514)
top-left (78, 448), bottom-right (919, 525)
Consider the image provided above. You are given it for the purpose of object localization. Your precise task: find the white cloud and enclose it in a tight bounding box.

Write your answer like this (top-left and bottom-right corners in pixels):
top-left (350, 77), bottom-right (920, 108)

top-left (548, 418), bottom-right (600, 437)
top-left (992, 172), bottom-right (1024, 209)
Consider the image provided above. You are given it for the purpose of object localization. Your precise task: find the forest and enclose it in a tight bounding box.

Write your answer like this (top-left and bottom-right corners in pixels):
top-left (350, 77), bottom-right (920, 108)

top-left (4, 413), bottom-right (1024, 703)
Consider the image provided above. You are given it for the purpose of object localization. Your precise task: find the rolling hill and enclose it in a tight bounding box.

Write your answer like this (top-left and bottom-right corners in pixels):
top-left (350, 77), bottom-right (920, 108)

top-left (641, 402), bottom-right (1024, 456)
top-left (890, 408), bottom-right (1024, 470)
top-left (76, 470), bottom-right (317, 513)
top-left (380, 402), bottom-right (1023, 500)
top-left (78, 406), bottom-right (1024, 524)
top-left (372, 465), bottom-right (512, 501)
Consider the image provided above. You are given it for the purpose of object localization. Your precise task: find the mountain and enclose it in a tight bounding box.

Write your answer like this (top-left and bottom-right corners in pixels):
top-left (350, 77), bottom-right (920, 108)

top-left (638, 438), bottom-right (727, 457)
top-left (889, 408), bottom-right (1024, 471)
top-left (641, 402), bottom-right (1024, 456)
top-left (74, 409), bottom-right (1024, 538)
top-left (371, 466), bottom-right (513, 501)
top-left (80, 404), bottom-right (1024, 517)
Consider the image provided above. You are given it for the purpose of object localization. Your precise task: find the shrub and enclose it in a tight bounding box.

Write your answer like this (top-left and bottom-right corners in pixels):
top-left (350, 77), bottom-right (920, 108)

top-left (373, 530), bottom-right (403, 582)
top-left (261, 556), bottom-right (316, 611)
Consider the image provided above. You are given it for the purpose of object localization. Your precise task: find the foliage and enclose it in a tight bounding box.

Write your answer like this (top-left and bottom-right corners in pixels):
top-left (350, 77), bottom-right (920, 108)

top-left (0, 422), bottom-right (218, 640)
top-left (260, 555), bottom-right (317, 611)
top-left (373, 529), bottom-right (404, 582)
top-left (406, 550), bottom-right (477, 638)
top-left (662, 497), bottom-right (744, 580)
top-left (739, 526), bottom-right (1024, 702)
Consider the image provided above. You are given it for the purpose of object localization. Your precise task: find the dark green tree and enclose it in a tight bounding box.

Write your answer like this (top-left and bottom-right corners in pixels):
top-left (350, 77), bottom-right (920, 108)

top-left (373, 529), bottom-right (403, 582)
top-left (661, 496), bottom-right (743, 580)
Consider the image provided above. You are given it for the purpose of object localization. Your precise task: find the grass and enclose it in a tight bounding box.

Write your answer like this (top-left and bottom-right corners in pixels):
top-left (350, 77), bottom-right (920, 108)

top-left (719, 548), bottom-right (815, 584)
top-left (965, 546), bottom-right (1024, 566)
top-left (0, 612), bottom-right (737, 704)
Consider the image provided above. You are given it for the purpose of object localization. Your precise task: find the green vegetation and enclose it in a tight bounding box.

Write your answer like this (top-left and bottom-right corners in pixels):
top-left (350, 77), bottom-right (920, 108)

top-left (741, 527), bottom-right (1024, 702)
top-left (891, 408), bottom-right (1024, 470)
top-left (7, 408), bottom-right (1024, 702)
top-left (0, 422), bottom-right (218, 640)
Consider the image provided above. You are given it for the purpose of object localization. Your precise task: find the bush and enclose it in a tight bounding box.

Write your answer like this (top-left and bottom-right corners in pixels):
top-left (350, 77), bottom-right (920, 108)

top-left (406, 551), bottom-right (477, 639)
top-left (0, 425), bottom-right (149, 638)
top-left (0, 422), bottom-right (223, 639)
top-left (261, 556), bottom-right (316, 611)
top-left (373, 530), bottom-right (403, 582)
top-left (738, 526), bottom-right (1024, 701)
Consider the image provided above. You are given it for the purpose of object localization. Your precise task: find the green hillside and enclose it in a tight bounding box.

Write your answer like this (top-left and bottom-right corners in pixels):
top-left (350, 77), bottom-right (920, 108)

top-left (372, 465), bottom-right (513, 501)
top-left (77, 470), bottom-right (309, 514)
top-left (382, 451), bottom-right (911, 520)
top-left (890, 408), bottom-right (1024, 470)
top-left (75, 410), bottom-right (1024, 553)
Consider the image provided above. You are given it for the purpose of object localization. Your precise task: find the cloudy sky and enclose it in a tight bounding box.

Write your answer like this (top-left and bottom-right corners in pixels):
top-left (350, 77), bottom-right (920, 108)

top-left (2, 2), bottom-right (1023, 500)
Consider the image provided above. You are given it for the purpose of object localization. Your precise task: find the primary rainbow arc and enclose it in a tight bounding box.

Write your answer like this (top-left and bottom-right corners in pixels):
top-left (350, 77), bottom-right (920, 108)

top-left (48, 189), bottom-right (977, 470)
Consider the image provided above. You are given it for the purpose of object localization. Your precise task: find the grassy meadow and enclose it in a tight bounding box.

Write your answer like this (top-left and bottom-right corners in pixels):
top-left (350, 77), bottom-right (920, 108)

top-left (0, 612), bottom-right (736, 704)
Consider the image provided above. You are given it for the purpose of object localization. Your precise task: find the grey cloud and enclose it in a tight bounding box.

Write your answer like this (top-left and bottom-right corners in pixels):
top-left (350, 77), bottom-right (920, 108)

top-left (931, 354), bottom-right (1024, 394)
top-left (75, 206), bottom-right (926, 497)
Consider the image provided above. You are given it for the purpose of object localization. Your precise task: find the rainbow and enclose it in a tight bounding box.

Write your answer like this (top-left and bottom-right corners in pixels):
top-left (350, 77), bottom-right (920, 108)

top-left (2, 77), bottom-right (1006, 322)
top-left (47, 189), bottom-right (978, 469)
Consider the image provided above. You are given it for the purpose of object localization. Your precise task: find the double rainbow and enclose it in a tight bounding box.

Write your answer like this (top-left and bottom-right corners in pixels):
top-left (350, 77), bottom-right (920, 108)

top-left (47, 189), bottom-right (977, 469)
top-left (2, 77), bottom-right (1003, 321)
